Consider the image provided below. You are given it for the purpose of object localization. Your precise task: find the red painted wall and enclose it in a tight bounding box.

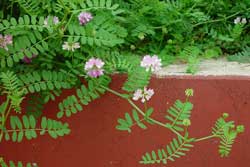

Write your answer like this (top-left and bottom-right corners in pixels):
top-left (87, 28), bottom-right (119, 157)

top-left (1, 75), bottom-right (250, 167)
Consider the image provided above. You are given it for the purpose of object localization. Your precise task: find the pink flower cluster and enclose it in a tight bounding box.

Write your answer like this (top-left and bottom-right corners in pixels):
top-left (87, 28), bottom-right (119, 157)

top-left (78, 12), bottom-right (93, 25)
top-left (133, 87), bottom-right (154, 103)
top-left (23, 54), bottom-right (37, 64)
top-left (0, 34), bottom-right (13, 51)
top-left (84, 58), bottom-right (105, 78)
top-left (140, 55), bottom-right (162, 72)
top-left (44, 16), bottom-right (60, 26)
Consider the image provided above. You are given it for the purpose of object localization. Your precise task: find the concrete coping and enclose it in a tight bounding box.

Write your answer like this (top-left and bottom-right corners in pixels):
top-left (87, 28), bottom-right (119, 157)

top-left (154, 58), bottom-right (250, 79)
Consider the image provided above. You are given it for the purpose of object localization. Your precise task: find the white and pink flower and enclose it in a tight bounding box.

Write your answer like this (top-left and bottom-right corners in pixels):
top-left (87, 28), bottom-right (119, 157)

top-left (140, 55), bottom-right (162, 72)
top-left (132, 87), bottom-right (154, 103)
top-left (44, 16), bottom-right (60, 26)
top-left (234, 17), bottom-right (247, 24)
top-left (78, 12), bottom-right (93, 25)
top-left (62, 42), bottom-right (80, 52)
top-left (84, 58), bottom-right (105, 78)
top-left (0, 34), bottom-right (13, 51)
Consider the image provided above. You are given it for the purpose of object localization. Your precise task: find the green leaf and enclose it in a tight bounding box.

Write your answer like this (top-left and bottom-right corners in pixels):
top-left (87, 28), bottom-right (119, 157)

top-left (132, 110), bottom-right (140, 122)
top-left (29, 115), bottom-right (36, 128)
top-left (17, 131), bottom-right (24, 142)
top-left (22, 116), bottom-right (30, 128)
top-left (106, 0), bottom-right (112, 7)
top-left (12, 131), bottom-right (17, 142)
top-left (125, 113), bottom-right (133, 126)
top-left (122, 66), bottom-right (151, 92)
top-left (137, 122), bottom-right (147, 129)
top-left (145, 108), bottom-right (154, 118)
top-left (41, 117), bottom-right (47, 129)
top-left (165, 100), bottom-right (193, 132)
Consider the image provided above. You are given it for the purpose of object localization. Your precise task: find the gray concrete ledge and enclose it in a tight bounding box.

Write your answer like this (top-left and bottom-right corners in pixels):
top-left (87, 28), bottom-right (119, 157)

top-left (155, 58), bottom-right (250, 77)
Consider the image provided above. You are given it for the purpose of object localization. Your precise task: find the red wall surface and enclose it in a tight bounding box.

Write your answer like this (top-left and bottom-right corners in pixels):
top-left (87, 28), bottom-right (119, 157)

top-left (1, 75), bottom-right (250, 167)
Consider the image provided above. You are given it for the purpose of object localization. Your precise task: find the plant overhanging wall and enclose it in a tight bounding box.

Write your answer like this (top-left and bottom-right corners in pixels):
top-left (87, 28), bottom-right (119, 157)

top-left (0, 0), bottom-right (245, 166)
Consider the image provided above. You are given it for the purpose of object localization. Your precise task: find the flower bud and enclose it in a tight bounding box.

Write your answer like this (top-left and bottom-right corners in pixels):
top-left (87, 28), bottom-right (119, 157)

top-left (138, 33), bottom-right (145, 40)
top-left (162, 27), bottom-right (167, 34)
top-left (230, 124), bottom-right (235, 128)
top-left (130, 45), bottom-right (136, 50)
top-left (167, 39), bottom-right (173, 44)
top-left (236, 125), bottom-right (245, 133)
top-left (222, 113), bottom-right (229, 119)
top-left (185, 89), bottom-right (194, 97)
top-left (183, 119), bottom-right (191, 127)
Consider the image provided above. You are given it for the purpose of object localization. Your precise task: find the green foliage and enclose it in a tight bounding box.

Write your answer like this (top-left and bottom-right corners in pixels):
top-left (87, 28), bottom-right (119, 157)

top-left (0, 160), bottom-right (35, 167)
top-left (57, 75), bottom-right (111, 118)
top-left (122, 66), bottom-right (151, 92)
top-left (165, 100), bottom-right (193, 132)
top-left (75, 0), bottom-right (124, 15)
top-left (179, 46), bottom-right (201, 74)
top-left (25, 95), bottom-right (44, 118)
top-left (15, 0), bottom-right (41, 15)
top-left (186, 56), bottom-right (200, 74)
top-left (140, 135), bottom-right (194, 165)
top-left (0, 15), bottom-right (53, 68)
top-left (212, 114), bottom-right (243, 157)
top-left (0, 71), bottom-right (24, 112)
top-left (0, 15), bottom-right (50, 32)
top-left (67, 12), bottom-right (126, 48)
top-left (104, 52), bottom-right (137, 73)
top-left (203, 47), bottom-right (222, 59)
top-left (116, 109), bottom-right (154, 132)
top-left (0, 0), bottom-right (247, 166)
top-left (227, 46), bottom-right (250, 63)
top-left (2, 115), bottom-right (70, 142)
top-left (18, 70), bottom-right (75, 94)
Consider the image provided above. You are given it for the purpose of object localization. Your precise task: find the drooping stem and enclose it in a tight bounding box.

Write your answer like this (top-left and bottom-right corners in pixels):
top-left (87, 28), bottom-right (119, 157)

top-left (193, 8), bottom-right (250, 27)
top-left (194, 134), bottom-right (217, 142)
top-left (3, 102), bottom-right (12, 127)
top-left (144, 101), bottom-right (148, 111)
top-left (102, 86), bottom-right (128, 99)
top-left (0, 98), bottom-right (10, 142)
top-left (127, 99), bottom-right (184, 139)
top-left (101, 85), bottom-right (184, 139)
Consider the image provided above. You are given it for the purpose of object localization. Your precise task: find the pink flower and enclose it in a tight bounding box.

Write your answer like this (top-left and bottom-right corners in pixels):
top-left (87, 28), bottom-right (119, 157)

top-left (140, 55), bottom-right (162, 72)
top-left (53, 17), bottom-right (60, 24)
top-left (84, 58), bottom-right (105, 78)
top-left (44, 16), bottom-right (60, 26)
top-left (132, 87), bottom-right (154, 103)
top-left (0, 34), bottom-right (13, 51)
top-left (23, 54), bottom-right (37, 64)
top-left (78, 12), bottom-right (93, 25)
top-left (4, 35), bottom-right (13, 45)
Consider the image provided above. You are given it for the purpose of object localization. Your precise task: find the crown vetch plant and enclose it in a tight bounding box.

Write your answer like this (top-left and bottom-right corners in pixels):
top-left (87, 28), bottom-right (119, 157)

top-left (0, 0), bottom-right (246, 166)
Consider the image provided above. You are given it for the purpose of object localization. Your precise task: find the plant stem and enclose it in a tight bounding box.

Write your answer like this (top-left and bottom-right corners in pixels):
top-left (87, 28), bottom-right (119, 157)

top-left (101, 86), bottom-right (129, 99)
top-left (128, 99), bottom-right (184, 139)
top-left (193, 8), bottom-right (250, 27)
top-left (170, 96), bottom-right (189, 127)
top-left (144, 101), bottom-right (147, 111)
top-left (0, 98), bottom-right (10, 142)
top-left (3, 103), bottom-right (12, 127)
top-left (101, 86), bottom-right (184, 139)
top-left (195, 134), bottom-right (217, 142)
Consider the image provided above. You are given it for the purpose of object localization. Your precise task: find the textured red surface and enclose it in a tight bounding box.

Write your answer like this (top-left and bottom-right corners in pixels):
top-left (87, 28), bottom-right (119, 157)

top-left (1, 75), bottom-right (250, 167)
